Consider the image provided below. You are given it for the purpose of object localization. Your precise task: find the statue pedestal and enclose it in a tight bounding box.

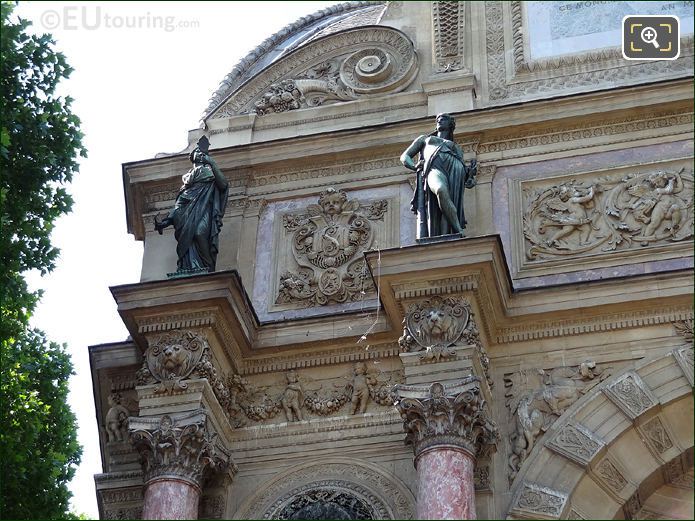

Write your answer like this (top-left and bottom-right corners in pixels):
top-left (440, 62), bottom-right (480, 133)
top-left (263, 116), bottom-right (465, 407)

top-left (416, 232), bottom-right (464, 245)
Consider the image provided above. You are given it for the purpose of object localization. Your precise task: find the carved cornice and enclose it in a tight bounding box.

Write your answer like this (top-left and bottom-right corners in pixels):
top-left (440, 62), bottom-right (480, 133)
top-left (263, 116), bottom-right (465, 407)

top-left (477, 111), bottom-right (693, 158)
top-left (129, 412), bottom-right (231, 488)
top-left (394, 378), bottom-right (498, 461)
top-left (495, 306), bottom-right (694, 344)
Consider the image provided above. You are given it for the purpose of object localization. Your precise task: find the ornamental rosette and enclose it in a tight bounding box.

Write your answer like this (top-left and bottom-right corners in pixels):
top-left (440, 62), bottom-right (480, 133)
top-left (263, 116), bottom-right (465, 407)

top-left (394, 377), bottom-right (499, 459)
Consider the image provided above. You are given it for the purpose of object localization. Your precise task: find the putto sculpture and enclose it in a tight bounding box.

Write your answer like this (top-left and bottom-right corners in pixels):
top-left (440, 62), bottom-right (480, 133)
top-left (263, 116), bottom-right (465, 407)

top-left (401, 113), bottom-right (477, 238)
top-left (155, 136), bottom-right (229, 274)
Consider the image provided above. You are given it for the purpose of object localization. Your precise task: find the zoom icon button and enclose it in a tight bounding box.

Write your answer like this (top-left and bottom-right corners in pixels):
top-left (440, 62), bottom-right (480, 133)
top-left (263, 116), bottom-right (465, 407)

top-left (623, 15), bottom-right (680, 60)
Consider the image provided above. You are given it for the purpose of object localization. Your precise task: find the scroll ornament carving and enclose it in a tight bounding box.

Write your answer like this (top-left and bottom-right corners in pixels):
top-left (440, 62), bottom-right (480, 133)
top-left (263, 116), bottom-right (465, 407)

top-left (603, 372), bottom-right (655, 419)
top-left (253, 60), bottom-right (356, 115)
top-left (513, 483), bottom-right (567, 518)
top-left (130, 414), bottom-right (229, 487)
top-left (277, 188), bottom-right (387, 307)
top-left (524, 169), bottom-right (693, 260)
top-left (232, 26), bottom-right (418, 117)
top-left (545, 423), bottom-right (602, 466)
top-left (596, 458), bottom-right (628, 493)
top-left (640, 416), bottom-right (673, 454)
top-left (505, 361), bottom-right (610, 483)
top-left (394, 379), bottom-right (499, 459)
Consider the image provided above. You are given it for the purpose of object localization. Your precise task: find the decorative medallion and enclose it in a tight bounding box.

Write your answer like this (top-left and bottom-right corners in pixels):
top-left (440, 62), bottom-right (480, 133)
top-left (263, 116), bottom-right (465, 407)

top-left (277, 188), bottom-right (387, 307)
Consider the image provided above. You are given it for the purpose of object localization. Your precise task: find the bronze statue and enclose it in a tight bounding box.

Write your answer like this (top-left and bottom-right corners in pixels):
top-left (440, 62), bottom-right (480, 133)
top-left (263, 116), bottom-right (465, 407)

top-left (155, 136), bottom-right (229, 273)
top-left (400, 114), bottom-right (476, 238)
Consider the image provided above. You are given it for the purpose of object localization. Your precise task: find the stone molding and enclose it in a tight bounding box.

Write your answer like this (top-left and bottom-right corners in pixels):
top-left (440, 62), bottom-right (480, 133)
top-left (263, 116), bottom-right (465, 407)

top-left (394, 378), bottom-right (498, 461)
top-left (129, 411), bottom-right (231, 488)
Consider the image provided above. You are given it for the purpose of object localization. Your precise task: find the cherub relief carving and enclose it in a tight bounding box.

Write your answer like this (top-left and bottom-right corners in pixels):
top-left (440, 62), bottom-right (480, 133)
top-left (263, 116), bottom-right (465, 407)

top-left (277, 188), bottom-right (387, 307)
top-left (281, 370), bottom-right (304, 422)
top-left (505, 361), bottom-right (611, 484)
top-left (104, 393), bottom-right (130, 443)
top-left (540, 184), bottom-right (598, 248)
top-left (524, 168), bottom-right (693, 260)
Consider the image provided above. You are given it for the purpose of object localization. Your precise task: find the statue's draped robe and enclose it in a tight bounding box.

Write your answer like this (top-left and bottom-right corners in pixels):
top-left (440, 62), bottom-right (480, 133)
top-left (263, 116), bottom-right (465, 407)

top-left (414, 138), bottom-right (469, 237)
top-left (171, 165), bottom-right (228, 271)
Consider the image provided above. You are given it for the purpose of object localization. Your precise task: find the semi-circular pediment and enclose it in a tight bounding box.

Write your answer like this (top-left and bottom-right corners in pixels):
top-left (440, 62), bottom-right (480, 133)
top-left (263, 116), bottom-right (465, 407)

top-left (207, 25), bottom-right (418, 120)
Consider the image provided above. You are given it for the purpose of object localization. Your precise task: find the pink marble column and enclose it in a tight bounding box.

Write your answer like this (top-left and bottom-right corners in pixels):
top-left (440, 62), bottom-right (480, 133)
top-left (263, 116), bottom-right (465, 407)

top-left (130, 413), bottom-right (230, 520)
top-left (416, 446), bottom-right (476, 520)
top-left (142, 478), bottom-right (201, 520)
top-left (394, 379), bottom-right (498, 521)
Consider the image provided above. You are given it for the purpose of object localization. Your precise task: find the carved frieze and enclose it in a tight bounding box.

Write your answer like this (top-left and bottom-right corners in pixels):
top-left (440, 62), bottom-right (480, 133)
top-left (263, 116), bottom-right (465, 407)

top-left (510, 482), bottom-right (568, 519)
top-left (394, 378), bottom-right (499, 459)
top-left (213, 26), bottom-right (418, 118)
top-left (523, 169), bottom-right (693, 261)
top-left (232, 363), bottom-right (400, 424)
top-left (276, 188), bottom-right (387, 308)
top-left (545, 422), bottom-right (603, 467)
top-left (602, 372), bottom-right (656, 420)
top-left (505, 361), bottom-right (610, 483)
top-left (129, 412), bottom-right (230, 487)
top-left (432, 1), bottom-right (466, 73)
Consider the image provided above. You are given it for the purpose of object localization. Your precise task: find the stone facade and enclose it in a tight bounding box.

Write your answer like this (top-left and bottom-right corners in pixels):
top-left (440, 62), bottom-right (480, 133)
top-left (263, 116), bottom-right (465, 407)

top-left (92, 2), bottom-right (693, 519)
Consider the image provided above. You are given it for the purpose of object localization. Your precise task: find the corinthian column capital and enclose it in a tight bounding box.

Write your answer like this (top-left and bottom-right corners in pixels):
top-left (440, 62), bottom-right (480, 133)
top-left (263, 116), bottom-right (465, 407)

top-left (394, 377), bottom-right (499, 461)
top-left (129, 410), bottom-right (230, 489)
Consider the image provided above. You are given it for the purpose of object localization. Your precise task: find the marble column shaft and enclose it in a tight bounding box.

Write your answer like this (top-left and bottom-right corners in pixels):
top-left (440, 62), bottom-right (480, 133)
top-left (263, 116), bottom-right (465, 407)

top-left (394, 379), bottom-right (498, 520)
top-left (142, 478), bottom-right (201, 520)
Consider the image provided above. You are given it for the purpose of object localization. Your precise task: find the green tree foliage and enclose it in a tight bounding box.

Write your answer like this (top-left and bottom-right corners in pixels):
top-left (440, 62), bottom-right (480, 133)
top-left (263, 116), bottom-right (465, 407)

top-left (1, 2), bottom-right (86, 518)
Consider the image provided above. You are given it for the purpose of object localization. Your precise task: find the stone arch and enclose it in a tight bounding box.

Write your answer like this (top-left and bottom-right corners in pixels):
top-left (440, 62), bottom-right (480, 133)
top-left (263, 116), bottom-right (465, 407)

top-left (231, 456), bottom-right (416, 519)
top-left (506, 346), bottom-right (693, 519)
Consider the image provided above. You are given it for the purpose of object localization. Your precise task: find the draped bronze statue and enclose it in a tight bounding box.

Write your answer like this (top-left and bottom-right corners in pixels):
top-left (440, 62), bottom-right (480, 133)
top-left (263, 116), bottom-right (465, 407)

top-left (155, 136), bottom-right (229, 273)
top-left (400, 114), bottom-right (477, 238)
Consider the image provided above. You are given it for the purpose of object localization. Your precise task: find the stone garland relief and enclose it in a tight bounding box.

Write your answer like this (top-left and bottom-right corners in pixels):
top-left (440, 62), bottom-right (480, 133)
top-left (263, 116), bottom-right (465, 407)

top-left (135, 328), bottom-right (401, 428)
top-left (276, 188), bottom-right (387, 308)
top-left (235, 362), bottom-right (401, 425)
top-left (398, 296), bottom-right (493, 387)
top-left (523, 168), bottom-right (693, 261)
top-left (504, 361), bottom-right (611, 484)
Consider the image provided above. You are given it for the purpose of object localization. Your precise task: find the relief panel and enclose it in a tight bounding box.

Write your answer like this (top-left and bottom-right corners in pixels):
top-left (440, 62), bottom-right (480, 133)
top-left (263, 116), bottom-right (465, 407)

top-left (509, 160), bottom-right (693, 278)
